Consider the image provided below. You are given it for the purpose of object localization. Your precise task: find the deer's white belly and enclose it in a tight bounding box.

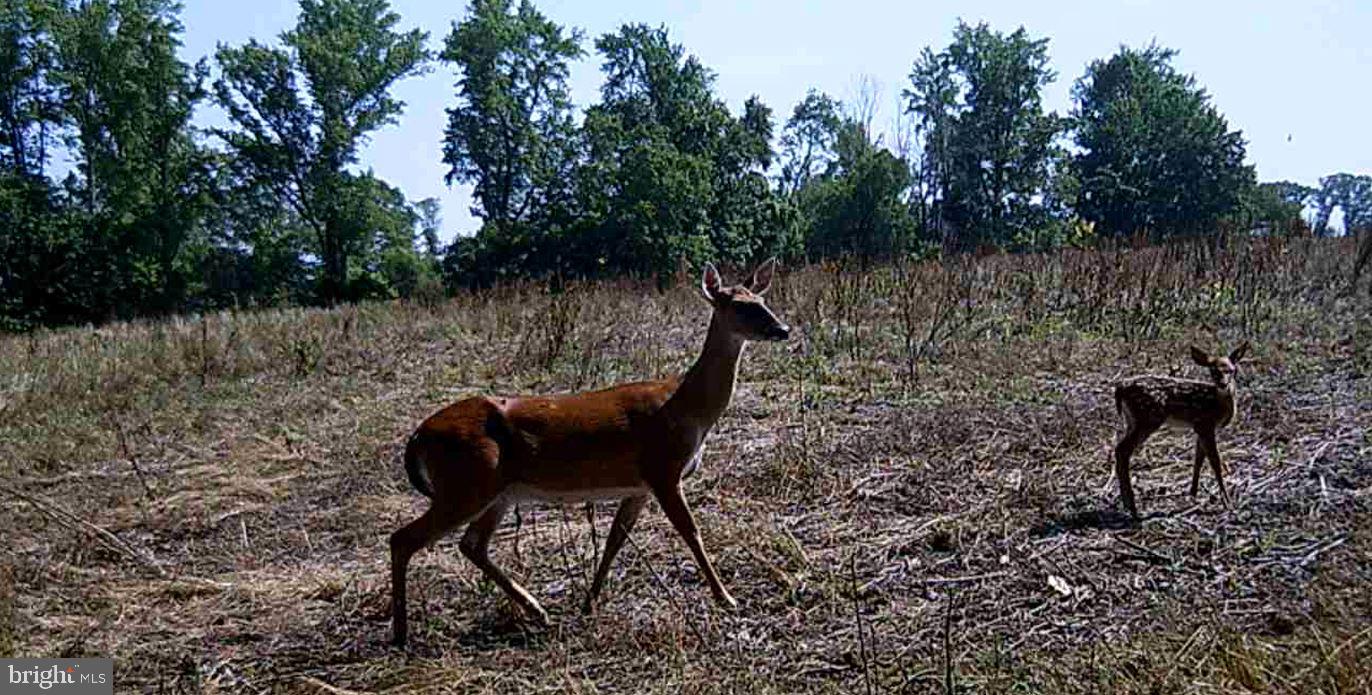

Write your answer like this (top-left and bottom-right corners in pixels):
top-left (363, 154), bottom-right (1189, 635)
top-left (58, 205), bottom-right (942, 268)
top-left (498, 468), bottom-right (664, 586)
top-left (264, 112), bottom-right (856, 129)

top-left (501, 440), bottom-right (706, 504)
top-left (1163, 416), bottom-right (1194, 431)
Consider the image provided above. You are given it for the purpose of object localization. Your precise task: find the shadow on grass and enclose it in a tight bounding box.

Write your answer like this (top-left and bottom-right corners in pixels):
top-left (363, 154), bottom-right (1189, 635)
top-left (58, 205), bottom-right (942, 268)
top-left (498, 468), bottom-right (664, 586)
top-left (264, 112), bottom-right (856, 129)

top-left (452, 611), bottom-right (548, 651)
top-left (1030, 506), bottom-right (1140, 537)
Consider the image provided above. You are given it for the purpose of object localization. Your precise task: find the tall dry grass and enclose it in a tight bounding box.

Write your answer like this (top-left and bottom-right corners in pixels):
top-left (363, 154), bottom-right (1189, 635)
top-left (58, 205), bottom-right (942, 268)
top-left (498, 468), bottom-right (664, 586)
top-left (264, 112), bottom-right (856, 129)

top-left (0, 235), bottom-right (1368, 692)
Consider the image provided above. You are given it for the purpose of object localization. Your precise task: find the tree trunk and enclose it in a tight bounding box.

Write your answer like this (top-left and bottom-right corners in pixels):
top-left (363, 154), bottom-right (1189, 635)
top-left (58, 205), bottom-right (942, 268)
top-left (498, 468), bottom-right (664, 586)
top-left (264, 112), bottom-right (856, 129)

top-left (320, 219), bottom-right (348, 306)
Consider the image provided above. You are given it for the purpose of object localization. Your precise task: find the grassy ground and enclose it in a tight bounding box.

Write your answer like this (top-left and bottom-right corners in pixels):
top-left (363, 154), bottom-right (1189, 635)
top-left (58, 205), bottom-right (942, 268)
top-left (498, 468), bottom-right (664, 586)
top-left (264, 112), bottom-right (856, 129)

top-left (1, 236), bottom-right (1369, 693)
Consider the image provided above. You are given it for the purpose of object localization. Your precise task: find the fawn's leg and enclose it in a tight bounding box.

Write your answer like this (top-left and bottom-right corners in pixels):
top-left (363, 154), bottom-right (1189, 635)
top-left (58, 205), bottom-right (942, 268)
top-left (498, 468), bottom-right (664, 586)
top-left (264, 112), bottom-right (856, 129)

top-left (1189, 437), bottom-right (1206, 497)
top-left (583, 495), bottom-right (649, 614)
top-left (653, 484), bottom-right (737, 608)
top-left (459, 498), bottom-right (550, 624)
top-left (1114, 420), bottom-right (1158, 519)
top-left (1198, 428), bottom-right (1231, 508)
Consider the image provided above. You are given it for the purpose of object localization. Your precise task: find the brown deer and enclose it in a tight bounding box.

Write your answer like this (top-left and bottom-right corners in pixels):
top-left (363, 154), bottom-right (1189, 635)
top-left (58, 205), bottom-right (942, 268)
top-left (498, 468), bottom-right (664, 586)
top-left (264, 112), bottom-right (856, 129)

top-left (390, 260), bottom-right (791, 647)
top-left (1112, 342), bottom-right (1250, 519)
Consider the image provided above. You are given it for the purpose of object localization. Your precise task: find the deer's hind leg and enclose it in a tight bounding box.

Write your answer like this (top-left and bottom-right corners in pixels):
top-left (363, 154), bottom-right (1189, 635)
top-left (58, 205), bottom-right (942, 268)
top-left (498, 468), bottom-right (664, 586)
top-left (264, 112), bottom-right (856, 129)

top-left (391, 439), bottom-right (506, 647)
top-left (459, 497), bottom-right (549, 625)
top-left (392, 496), bottom-right (498, 647)
top-left (1114, 417), bottom-right (1160, 519)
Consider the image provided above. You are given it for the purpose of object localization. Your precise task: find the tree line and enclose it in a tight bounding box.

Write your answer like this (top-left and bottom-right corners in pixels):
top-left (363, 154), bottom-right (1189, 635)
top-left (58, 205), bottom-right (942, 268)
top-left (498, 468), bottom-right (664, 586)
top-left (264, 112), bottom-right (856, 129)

top-left (1, 0), bottom-right (1367, 330)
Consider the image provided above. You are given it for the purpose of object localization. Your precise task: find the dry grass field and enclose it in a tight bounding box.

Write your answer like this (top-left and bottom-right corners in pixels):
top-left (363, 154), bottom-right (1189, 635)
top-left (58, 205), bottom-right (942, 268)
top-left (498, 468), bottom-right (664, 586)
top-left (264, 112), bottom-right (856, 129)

top-left (1, 236), bottom-right (1369, 693)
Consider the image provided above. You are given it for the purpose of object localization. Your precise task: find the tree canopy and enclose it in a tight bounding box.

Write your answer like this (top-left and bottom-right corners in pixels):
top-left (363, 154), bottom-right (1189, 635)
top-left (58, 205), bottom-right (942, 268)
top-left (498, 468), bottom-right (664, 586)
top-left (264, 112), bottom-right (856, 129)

top-left (1072, 44), bottom-right (1254, 239)
top-left (0, 1), bottom-right (1358, 330)
top-left (213, 0), bottom-right (430, 303)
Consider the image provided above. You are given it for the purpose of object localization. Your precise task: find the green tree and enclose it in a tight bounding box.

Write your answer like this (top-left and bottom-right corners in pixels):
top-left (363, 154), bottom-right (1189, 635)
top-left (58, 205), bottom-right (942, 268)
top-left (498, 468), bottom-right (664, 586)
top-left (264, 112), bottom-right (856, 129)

top-left (903, 46), bottom-right (957, 246)
top-left (947, 22), bottom-right (1059, 250)
top-left (1312, 173), bottom-right (1372, 236)
top-left (1264, 181), bottom-right (1316, 210)
top-left (1021, 146), bottom-right (1085, 251)
top-left (198, 155), bottom-right (313, 308)
top-left (1235, 180), bottom-right (1311, 236)
top-left (778, 87), bottom-right (917, 262)
top-left (0, 0), bottom-right (60, 328)
top-left (708, 95), bottom-right (797, 264)
top-left (1073, 44), bottom-right (1253, 239)
top-left (577, 24), bottom-right (716, 277)
top-left (577, 24), bottom-right (786, 278)
top-left (778, 89), bottom-right (842, 196)
top-left (49, 0), bottom-right (208, 318)
top-left (340, 172), bottom-right (427, 298)
top-left (798, 117), bottom-right (913, 261)
top-left (904, 23), bottom-right (1060, 251)
top-left (414, 196), bottom-right (442, 258)
top-left (441, 0), bottom-right (580, 230)
top-left (213, 0), bottom-right (428, 303)
top-left (439, 0), bottom-right (581, 283)
top-left (0, 0), bottom-right (59, 178)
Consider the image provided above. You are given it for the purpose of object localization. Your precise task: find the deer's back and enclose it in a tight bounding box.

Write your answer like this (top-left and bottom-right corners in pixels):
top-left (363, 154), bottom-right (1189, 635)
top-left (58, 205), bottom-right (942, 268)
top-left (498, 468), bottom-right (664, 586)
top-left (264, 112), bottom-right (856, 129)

top-left (498, 378), bottom-right (683, 493)
top-left (1116, 376), bottom-right (1229, 428)
top-left (413, 378), bottom-right (697, 498)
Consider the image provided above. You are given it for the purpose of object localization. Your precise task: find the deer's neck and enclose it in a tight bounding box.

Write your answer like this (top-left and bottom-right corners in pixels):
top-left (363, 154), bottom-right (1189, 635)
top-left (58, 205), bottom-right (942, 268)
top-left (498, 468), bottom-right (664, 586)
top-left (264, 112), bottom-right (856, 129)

top-left (1217, 382), bottom-right (1238, 425)
top-left (664, 314), bottom-right (746, 428)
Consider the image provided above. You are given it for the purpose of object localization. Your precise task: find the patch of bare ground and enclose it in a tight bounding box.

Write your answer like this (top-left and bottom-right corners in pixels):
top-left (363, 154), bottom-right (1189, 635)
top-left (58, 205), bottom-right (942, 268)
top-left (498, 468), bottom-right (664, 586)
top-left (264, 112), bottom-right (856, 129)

top-left (2, 236), bottom-right (1369, 693)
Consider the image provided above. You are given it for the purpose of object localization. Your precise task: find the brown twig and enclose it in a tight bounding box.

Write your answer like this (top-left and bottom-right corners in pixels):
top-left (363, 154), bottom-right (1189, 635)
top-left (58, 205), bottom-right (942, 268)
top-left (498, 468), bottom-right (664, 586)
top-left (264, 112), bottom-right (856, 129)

top-left (0, 482), bottom-right (167, 579)
top-left (850, 551), bottom-right (874, 695)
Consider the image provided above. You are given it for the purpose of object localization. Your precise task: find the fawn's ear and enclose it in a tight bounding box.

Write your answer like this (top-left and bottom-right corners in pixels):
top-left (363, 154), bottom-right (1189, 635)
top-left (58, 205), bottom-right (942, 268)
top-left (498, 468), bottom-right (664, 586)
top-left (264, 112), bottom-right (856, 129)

top-left (1229, 341), bottom-right (1250, 364)
top-left (700, 262), bottom-right (722, 303)
top-left (1190, 346), bottom-right (1212, 367)
top-left (746, 257), bottom-right (777, 295)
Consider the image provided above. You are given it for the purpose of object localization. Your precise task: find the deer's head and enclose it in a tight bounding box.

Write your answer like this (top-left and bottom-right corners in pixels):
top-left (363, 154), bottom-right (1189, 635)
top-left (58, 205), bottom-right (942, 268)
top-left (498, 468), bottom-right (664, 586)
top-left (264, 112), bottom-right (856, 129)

top-left (700, 259), bottom-right (791, 342)
top-left (1191, 342), bottom-right (1249, 390)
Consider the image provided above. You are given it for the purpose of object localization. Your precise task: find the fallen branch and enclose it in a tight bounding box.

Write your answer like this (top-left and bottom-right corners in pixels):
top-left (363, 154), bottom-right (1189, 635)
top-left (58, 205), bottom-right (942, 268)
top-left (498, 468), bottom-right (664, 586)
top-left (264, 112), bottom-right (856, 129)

top-left (1114, 536), bottom-right (1173, 564)
top-left (850, 551), bottom-right (874, 695)
top-left (0, 482), bottom-right (167, 579)
top-left (1299, 535), bottom-right (1348, 568)
top-left (923, 571), bottom-right (1008, 585)
top-left (296, 676), bottom-right (370, 695)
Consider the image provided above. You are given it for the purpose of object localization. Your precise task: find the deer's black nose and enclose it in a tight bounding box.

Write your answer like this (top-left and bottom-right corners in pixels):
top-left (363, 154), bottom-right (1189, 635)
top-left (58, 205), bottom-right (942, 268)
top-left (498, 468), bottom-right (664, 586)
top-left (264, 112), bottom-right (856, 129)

top-left (767, 324), bottom-right (791, 341)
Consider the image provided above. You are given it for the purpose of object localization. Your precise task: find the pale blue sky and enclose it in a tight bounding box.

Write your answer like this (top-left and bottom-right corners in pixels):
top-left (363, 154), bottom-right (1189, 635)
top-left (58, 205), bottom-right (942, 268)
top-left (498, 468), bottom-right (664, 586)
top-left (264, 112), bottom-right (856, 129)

top-left (180, 0), bottom-right (1371, 240)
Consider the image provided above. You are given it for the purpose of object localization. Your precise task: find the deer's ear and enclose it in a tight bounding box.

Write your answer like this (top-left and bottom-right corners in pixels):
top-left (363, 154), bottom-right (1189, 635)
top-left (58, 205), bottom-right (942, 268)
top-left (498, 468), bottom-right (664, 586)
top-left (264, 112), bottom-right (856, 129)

top-left (1229, 341), bottom-right (1250, 364)
top-left (1190, 346), bottom-right (1212, 367)
top-left (700, 262), bottom-right (722, 303)
top-left (746, 257), bottom-right (777, 295)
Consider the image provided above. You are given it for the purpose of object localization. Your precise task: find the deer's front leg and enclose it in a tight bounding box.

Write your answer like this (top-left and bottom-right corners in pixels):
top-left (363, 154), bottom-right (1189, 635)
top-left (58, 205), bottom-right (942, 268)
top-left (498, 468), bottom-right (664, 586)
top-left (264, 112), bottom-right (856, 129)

top-left (653, 483), bottom-right (737, 608)
top-left (1199, 428), bottom-right (1231, 509)
top-left (1189, 437), bottom-right (1205, 498)
top-left (584, 495), bottom-right (648, 614)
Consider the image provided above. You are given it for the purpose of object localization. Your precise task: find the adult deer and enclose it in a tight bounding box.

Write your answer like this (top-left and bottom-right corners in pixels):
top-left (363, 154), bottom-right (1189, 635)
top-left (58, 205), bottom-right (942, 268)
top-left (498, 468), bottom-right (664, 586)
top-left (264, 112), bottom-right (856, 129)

top-left (1112, 342), bottom-right (1250, 519)
top-left (390, 259), bottom-right (790, 647)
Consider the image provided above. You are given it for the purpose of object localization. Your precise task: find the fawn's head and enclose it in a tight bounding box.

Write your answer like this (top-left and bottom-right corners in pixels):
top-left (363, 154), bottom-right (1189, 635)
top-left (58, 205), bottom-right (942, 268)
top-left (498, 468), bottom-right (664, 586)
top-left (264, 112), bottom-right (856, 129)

top-left (700, 258), bottom-right (791, 342)
top-left (1190, 342), bottom-right (1250, 390)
